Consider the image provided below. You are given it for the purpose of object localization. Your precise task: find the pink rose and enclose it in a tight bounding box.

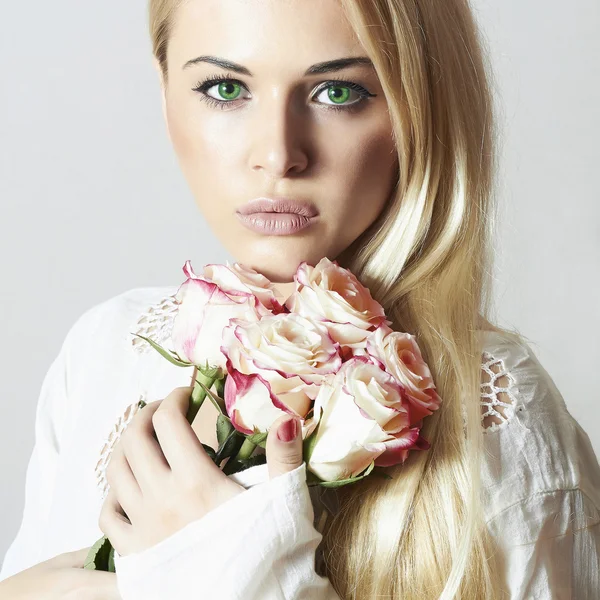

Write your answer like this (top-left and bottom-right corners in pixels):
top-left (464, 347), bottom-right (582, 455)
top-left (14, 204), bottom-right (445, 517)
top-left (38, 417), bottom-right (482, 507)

top-left (285, 257), bottom-right (389, 350)
top-left (222, 313), bottom-right (342, 436)
top-left (307, 357), bottom-right (430, 481)
top-left (365, 325), bottom-right (442, 426)
top-left (203, 262), bottom-right (287, 313)
top-left (170, 261), bottom-right (270, 369)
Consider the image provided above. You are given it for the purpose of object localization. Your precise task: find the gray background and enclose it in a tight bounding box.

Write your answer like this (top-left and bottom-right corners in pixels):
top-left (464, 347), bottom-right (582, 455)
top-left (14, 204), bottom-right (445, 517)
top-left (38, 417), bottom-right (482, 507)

top-left (1, 0), bottom-right (598, 565)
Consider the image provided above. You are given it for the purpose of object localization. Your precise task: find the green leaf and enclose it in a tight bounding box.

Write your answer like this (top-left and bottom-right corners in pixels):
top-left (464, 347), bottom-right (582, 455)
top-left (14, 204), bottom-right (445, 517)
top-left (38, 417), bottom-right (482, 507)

top-left (216, 427), bottom-right (245, 463)
top-left (239, 454), bottom-right (267, 468)
top-left (224, 453), bottom-right (267, 475)
top-left (83, 535), bottom-right (114, 571)
top-left (107, 546), bottom-right (116, 572)
top-left (216, 414), bottom-right (235, 445)
top-left (307, 460), bottom-right (377, 489)
top-left (201, 443), bottom-right (217, 461)
top-left (302, 419), bottom-right (322, 464)
top-left (196, 379), bottom-right (226, 414)
top-left (131, 334), bottom-right (193, 367)
top-left (214, 377), bottom-right (225, 398)
top-left (372, 467), bottom-right (394, 480)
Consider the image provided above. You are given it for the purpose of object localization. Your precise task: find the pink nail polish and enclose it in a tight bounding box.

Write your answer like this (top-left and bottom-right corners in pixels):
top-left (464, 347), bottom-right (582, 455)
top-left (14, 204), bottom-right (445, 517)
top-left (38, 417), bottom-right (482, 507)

top-left (277, 418), bottom-right (298, 442)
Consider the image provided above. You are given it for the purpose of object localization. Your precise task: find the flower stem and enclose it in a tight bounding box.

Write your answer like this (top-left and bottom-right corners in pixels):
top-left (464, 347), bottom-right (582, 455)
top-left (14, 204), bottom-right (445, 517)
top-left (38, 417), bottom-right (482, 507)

top-left (235, 437), bottom-right (258, 461)
top-left (186, 367), bottom-right (219, 423)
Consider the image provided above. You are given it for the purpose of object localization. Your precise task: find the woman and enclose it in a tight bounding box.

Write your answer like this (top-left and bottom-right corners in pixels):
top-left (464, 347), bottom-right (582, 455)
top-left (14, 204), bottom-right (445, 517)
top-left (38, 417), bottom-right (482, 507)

top-left (1, 0), bottom-right (599, 598)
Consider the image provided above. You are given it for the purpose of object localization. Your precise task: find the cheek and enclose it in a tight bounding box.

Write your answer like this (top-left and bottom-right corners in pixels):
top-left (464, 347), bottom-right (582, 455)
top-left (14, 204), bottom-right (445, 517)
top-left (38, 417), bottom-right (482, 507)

top-left (166, 100), bottom-right (198, 161)
top-left (166, 102), bottom-right (238, 186)
top-left (331, 124), bottom-right (397, 225)
top-left (166, 102), bottom-right (248, 229)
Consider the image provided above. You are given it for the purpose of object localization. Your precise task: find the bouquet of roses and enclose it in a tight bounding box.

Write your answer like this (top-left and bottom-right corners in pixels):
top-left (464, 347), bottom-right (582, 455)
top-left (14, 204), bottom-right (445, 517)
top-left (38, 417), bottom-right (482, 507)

top-left (86, 257), bottom-right (441, 571)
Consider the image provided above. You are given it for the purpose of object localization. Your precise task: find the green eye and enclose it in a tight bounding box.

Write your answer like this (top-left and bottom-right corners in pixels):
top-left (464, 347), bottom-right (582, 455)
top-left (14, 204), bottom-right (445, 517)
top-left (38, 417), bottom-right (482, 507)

top-left (216, 81), bottom-right (243, 101)
top-left (193, 73), bottom-right (376, 113)
top-left (326, 86), bottom-right (352, 105)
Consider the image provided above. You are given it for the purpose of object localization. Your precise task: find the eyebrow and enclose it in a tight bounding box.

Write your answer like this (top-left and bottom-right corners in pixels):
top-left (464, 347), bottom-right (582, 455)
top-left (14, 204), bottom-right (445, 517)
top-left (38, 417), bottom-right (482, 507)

top-left (182, 55), bottom-right (374, 76)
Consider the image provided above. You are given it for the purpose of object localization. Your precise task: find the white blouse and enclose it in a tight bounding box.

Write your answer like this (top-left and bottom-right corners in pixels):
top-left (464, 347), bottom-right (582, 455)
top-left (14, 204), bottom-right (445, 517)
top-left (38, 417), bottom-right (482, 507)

top-left (1, 286), bottom-right (599, 599)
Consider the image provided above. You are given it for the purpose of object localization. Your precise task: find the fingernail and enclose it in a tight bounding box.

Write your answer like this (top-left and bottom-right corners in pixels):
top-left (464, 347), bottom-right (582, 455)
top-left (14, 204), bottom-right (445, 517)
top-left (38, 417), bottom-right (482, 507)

top-left (277, 417), bottom-right (298, 443)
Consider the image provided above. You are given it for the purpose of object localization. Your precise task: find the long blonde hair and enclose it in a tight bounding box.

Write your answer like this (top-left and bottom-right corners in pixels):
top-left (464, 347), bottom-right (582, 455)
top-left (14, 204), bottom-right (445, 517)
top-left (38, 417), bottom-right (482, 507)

top-left (148, 0), bottom-right (524, 597)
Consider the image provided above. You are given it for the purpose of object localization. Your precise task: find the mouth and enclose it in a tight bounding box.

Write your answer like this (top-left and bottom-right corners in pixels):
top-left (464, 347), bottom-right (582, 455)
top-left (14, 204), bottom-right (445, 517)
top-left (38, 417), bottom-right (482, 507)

top-left (235, 212), bottom-right (317, 236)
top-left (236, 197), bottom-right (319, 218)
top-left (235, 196), bottom-right (319, 236)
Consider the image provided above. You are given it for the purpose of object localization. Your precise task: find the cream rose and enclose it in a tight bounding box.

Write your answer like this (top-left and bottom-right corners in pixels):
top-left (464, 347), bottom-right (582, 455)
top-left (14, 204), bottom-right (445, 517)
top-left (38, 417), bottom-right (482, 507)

top-left (285, 257), bottom-right (389, 350)
top-left (306, 357), bottom-right (430, 481)
top-left (203, 262), bottom-right (286, 313)
top-left (221, 312), bottom-right (342, 436)
top-left (170, 261), bottom-right (270, 369)
top-left (364, 325), bottom-right (442, 426)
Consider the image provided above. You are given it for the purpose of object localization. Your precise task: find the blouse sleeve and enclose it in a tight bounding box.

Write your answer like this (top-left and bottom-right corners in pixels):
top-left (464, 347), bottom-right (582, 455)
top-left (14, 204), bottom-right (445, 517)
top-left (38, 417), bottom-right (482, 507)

top-left (0, 326), bottom-right (73, 581)
top-left (113, 462), bottom-right (341, 600)
top-left (0, 300), bottom-right (107, 582)
top-left (485, 486), bottom-right (600, 599)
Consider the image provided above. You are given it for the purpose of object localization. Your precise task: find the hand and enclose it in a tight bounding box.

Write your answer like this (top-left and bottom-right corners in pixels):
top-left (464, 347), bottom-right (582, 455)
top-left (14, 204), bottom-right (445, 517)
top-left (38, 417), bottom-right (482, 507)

top-left (0, 546), bottom-right (120, 599)
top-left (99, 386), bottom-right (303, 557)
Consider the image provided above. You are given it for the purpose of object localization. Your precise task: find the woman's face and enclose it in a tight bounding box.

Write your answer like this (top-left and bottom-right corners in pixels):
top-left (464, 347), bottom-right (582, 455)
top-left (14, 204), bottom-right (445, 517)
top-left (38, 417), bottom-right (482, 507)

top-left (157, 0), bottom-right (398, 283)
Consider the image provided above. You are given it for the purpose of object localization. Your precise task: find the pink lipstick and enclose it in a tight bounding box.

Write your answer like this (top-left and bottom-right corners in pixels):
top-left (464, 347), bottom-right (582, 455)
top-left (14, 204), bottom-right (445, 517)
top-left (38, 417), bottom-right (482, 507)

top-left (236, 197), bottom-right (318, 235)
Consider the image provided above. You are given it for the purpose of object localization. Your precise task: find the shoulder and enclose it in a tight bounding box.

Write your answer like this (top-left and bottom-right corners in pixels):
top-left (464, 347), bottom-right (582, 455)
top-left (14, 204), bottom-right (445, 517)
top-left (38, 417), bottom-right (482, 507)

top-left (476, 329), bottom-right (600, 521)
top-left (64, 285), bottom-right (180, 353)
top-left (55, 286), bottom-right (181, 413)
top-left (477, 329), bottom-right (554, 431)
top-left (477, 328), bottom-right (577, 437)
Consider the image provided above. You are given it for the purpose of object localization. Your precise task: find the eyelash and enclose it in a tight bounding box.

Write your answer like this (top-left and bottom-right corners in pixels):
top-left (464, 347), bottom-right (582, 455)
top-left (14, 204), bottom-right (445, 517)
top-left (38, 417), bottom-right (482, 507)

top-left (191, 71), bottom-right (376, 113)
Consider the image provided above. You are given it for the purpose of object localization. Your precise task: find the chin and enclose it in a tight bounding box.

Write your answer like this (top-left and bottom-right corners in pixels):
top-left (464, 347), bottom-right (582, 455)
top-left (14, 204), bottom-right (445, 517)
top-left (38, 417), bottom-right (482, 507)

top-left (244, 260), bottom-right (301, 284)
top-left (230, 242), bottom-right (322, 283)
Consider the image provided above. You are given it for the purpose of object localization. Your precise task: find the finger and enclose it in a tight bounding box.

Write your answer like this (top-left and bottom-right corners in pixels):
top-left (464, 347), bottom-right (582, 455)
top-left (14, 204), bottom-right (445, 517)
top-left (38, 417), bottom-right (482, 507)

top-left (98, 487), bottom-right (134, 557)
top-left (49, 547), bottom-right (93, 568)
top-left (152, 387), bottom-right (221, 478)
top-left (69, 569), bottom-right (121, 599)
top-left (105, 441), bottom-right (143, 524)
top-left (121, 399), bottom-right (171, 495)
top-left (266, 414), bottom-right (303, 480)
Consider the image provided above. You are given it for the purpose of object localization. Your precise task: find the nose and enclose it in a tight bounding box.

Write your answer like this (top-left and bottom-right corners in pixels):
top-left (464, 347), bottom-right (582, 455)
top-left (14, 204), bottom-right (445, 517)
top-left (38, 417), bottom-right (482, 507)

top-left (248, 95), bottom-right (309, 178)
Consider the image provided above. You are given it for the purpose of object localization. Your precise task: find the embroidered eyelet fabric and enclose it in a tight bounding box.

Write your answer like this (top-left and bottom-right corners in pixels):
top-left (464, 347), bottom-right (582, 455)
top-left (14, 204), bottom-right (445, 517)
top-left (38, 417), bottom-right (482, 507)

top-left (480, 351), bottom-right (521, 433)
top-left (1, 287), bottom-right (599, 600)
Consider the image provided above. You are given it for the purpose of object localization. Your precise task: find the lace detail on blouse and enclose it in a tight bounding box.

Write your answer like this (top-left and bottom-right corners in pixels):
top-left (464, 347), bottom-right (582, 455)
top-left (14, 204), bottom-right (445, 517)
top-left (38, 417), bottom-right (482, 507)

top-left (480, 350), bottom-right (519, 433)
top-left (130, 293), bottom-right (179, 354)
top-left (94, 397), bottom-right (146, 501)
top-left (95, 292), bottom-right (181, 500)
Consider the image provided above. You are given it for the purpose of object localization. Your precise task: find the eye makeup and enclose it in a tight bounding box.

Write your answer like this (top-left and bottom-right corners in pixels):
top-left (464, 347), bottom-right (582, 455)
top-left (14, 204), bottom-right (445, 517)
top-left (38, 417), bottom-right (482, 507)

top-left (191, 71), bottom-right (377, 113)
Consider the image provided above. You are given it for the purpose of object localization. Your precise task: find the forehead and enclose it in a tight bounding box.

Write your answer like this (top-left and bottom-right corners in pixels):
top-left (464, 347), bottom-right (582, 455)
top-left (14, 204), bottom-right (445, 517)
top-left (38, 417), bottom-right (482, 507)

top-left (169, 0), bottom-right (366, 74)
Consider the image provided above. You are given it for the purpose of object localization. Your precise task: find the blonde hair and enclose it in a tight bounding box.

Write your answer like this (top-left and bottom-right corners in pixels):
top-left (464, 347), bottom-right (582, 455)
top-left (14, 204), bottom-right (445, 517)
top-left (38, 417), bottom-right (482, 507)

top-left (148, 1), bottom-right (527, 597)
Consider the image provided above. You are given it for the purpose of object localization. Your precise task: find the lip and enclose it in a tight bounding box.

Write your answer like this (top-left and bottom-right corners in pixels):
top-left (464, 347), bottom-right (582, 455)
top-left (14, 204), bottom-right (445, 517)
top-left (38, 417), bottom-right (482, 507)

top-left (237, 197), bottom-right (319, 218)
top-left (236, 197), bottom-right (318, 236)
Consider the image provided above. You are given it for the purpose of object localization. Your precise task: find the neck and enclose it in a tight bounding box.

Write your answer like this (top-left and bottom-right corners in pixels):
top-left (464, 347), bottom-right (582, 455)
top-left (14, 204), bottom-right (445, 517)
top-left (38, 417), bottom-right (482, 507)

top-left (274, 281), bottom-right (297, 304)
